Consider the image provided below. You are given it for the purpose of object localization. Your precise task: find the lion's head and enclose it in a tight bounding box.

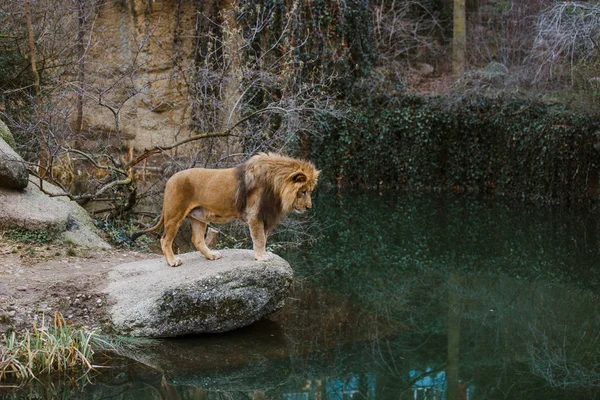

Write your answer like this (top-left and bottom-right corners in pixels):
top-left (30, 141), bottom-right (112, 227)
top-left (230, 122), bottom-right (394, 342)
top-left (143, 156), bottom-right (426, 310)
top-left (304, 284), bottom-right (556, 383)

top-left (235, 153), bottom-right (320, 230)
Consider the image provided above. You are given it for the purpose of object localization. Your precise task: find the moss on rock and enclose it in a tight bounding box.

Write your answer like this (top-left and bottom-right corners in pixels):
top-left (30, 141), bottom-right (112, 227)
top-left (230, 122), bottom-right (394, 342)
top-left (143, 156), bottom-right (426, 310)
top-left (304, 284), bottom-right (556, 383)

top-left (0, 118), bottom-right (16, 149)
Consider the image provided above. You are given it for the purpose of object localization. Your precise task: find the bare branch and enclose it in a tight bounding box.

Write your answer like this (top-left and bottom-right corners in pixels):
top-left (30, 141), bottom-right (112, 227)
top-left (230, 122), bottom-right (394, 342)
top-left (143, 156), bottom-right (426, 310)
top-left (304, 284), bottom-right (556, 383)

top-left (530, 2), bottom-right (600, 85)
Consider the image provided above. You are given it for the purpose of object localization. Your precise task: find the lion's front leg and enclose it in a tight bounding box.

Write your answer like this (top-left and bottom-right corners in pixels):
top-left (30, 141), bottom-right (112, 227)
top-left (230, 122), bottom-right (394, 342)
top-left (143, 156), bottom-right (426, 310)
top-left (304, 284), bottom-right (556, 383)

top-left (248, 219), bottom-right (273, 261)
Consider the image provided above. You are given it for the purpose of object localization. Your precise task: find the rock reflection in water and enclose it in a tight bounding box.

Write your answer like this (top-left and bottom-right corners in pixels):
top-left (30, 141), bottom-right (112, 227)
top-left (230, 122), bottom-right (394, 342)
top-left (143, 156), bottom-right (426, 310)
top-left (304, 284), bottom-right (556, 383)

top-left (127, 319), bottom-right (290, 390)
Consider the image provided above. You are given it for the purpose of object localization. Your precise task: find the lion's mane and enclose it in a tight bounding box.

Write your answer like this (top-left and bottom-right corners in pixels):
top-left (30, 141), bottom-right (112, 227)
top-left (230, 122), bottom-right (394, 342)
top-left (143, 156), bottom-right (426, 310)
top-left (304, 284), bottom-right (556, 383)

top-left (234, 153), bottom-right (319, 231)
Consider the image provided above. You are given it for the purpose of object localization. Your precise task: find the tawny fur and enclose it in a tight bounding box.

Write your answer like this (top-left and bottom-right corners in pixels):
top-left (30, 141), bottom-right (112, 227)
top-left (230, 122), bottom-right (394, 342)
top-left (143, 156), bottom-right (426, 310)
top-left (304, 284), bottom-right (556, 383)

top-left (132, 153), bottom-right (319, 267)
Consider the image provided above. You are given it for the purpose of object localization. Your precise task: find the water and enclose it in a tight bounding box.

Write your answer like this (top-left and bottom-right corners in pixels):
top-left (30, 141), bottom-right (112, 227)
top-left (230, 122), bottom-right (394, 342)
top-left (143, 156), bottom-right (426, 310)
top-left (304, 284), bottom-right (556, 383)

top-left (4, 192), bottom-right (600, 399)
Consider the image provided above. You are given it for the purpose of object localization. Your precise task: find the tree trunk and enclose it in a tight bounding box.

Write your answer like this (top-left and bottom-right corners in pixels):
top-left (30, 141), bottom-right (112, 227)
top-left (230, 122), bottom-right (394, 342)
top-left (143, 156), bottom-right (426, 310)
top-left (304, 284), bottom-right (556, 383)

top-left (75, 0), bottom-right (86, 133)
top-left (25, 0), bottom-right (40, 96)
top-left (452, 0), bottom-right (466, 77)
top-left (219, 0), bottom-right (243, 155)
top-left (221, 0), bottom-right (241, 128)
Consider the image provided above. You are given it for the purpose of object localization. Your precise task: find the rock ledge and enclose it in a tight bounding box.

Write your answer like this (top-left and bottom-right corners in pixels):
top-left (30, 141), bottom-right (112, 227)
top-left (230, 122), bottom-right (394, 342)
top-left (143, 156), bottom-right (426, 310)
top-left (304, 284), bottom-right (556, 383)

top-left (106, 250), bottom-right (293, 337)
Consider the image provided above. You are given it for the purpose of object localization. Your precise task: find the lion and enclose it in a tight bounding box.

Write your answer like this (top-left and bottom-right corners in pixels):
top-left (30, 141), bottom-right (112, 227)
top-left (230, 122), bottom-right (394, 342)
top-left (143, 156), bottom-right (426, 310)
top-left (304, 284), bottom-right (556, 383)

top-left (131, 153), bottom-right (320, 267)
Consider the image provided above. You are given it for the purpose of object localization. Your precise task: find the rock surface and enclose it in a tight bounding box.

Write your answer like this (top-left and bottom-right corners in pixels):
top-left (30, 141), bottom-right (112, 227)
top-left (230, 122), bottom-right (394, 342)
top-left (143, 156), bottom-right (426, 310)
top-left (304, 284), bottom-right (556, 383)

top-left (0, 176), bottom-right (111, 249)
top-left (81, 1), bottom-right (198, 149)
top-left (0, 137), bottom-right (28, 190)
top-left (106, 250), bottom-right (293, 337)
top-left (0, 119), bottom-right (16, 148)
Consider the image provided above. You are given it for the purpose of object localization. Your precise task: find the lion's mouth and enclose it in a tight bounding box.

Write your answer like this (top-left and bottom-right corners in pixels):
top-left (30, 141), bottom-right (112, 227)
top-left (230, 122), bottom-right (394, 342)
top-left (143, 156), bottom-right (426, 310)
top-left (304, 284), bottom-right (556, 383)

top-left (294, 208), bottom-right (305, 214)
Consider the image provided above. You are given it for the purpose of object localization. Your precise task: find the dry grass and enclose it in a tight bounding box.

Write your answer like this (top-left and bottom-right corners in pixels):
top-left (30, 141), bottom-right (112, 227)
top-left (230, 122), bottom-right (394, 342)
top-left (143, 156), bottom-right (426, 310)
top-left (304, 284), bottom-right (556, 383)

top-left (0, 312), bottom-right (111, 385)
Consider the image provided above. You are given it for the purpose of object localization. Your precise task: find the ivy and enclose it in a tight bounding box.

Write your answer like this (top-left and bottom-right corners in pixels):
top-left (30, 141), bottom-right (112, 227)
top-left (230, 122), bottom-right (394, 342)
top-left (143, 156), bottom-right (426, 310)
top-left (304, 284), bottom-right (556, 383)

top-left (310, 95), bottom-right (600, 205)
top-left (4, 228), bottom-right (54, 245)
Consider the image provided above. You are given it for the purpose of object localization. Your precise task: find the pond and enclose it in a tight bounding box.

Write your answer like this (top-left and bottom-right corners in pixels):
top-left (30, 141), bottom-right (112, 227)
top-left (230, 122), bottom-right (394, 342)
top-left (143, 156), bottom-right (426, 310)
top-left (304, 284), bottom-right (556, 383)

top-left (4, 192), bottom-right (600, 399)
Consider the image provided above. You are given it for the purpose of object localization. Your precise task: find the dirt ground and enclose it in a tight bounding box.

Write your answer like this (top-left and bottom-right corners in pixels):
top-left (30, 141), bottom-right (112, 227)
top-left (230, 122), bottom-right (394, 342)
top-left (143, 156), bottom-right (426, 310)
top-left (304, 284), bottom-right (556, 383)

top-left (0, 237), bottom-right (155, 334)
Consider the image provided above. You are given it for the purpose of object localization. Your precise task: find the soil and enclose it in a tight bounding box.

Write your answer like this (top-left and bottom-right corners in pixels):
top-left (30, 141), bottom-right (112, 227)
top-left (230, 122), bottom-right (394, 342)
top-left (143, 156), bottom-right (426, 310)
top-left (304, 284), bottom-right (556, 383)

top-left (0, 237), bottom-right (155, 334)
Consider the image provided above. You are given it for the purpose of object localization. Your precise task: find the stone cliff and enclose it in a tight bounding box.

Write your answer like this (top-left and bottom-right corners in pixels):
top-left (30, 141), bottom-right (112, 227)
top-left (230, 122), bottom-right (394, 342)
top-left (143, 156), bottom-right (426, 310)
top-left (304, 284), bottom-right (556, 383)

top-left (81, 0), bottom-right (199, 149)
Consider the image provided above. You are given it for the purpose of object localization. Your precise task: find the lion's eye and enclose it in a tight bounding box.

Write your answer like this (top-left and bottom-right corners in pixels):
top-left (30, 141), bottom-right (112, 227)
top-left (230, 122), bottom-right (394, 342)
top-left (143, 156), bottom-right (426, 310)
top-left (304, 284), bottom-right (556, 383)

top-left (298, 191), bottom-right (306, 198)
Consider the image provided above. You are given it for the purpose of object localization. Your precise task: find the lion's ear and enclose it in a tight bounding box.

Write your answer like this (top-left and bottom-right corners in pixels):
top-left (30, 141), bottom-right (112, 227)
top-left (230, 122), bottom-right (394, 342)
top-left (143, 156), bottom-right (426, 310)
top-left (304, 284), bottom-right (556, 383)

top-left (291, 172), bottom-right (307, 183)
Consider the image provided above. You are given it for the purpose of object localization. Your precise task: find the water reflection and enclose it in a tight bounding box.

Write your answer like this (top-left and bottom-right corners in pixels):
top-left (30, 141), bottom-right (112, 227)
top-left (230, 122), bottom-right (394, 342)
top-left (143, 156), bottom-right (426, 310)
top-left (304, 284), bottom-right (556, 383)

top-left (3, 192), bottom-right (600, 399)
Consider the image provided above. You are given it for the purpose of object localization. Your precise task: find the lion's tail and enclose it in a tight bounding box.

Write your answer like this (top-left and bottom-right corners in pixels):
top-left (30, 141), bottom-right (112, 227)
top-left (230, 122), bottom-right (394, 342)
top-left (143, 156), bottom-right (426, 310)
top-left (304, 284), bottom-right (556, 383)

top-left (131, 215), bottom-right (164, 242)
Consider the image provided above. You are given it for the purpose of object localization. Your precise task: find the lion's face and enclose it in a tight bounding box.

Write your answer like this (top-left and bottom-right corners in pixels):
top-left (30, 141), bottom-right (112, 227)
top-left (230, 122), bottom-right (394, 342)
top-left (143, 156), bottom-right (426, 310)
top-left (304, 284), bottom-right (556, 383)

top-left (293, 188), bottom-right (314, 214)
top-left (279, 167), bottom-right (319, 216)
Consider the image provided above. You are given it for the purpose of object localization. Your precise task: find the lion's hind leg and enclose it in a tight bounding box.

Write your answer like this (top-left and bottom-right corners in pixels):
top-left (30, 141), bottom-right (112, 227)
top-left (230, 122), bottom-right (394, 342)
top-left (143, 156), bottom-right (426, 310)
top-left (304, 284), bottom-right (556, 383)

top-left (189, 210), bottom-right (222, 261)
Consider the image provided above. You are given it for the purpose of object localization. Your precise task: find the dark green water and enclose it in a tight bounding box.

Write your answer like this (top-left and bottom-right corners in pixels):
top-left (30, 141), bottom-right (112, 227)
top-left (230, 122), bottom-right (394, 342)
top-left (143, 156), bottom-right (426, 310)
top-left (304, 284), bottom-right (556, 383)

top-left (4, 192), bottom-right (600, 399)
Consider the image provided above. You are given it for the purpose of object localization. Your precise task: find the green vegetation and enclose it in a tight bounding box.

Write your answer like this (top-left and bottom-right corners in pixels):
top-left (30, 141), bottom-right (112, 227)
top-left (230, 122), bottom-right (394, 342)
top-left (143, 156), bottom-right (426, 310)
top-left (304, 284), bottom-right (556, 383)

top-left (4, 228), bottom-right (54, 245)
top-left (0, 313), bottom-right (112, 384)
top-left (311, 95), bottom-right (600, 204)
top-left (94, 217), bottom-right (150, 249)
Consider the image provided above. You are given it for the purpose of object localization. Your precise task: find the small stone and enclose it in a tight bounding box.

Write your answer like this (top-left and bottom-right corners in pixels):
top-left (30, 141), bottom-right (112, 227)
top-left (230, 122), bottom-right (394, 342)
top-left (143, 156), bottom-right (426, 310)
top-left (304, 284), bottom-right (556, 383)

top-left (16, 287), bottom-right (26, 291)
top-left (7, 310), bottom-right (16, 317)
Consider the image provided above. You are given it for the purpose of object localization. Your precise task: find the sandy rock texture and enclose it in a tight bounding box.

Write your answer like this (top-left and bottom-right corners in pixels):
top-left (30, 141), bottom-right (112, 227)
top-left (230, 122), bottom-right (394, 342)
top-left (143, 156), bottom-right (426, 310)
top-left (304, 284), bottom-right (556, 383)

top-left (82, 0), bottom-right (198, 149)
top-left (0, 176), bottom-right (110, 249)
top-left (106, 250), bottom-right (293, 337)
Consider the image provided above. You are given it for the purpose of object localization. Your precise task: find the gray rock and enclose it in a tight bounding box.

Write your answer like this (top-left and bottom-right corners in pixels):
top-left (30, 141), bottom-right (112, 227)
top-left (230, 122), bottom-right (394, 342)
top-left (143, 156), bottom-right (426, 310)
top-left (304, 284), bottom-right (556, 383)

top-left (0, 176), bottom-right (111, 249)
top-left (0, 119), bottom-right (16, 149)
top-left (0, 137), bottom-right (28, 190)
top-left (106, 250), bottom-right (294, 337)
top-left (0, 183), bottom-right (70, 233)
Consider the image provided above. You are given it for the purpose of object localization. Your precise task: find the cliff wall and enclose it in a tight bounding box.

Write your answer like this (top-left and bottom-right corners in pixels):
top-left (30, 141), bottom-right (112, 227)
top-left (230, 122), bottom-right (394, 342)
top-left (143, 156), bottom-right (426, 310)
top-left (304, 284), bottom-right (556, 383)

top-left (82, 0), bottom-right (199, 149)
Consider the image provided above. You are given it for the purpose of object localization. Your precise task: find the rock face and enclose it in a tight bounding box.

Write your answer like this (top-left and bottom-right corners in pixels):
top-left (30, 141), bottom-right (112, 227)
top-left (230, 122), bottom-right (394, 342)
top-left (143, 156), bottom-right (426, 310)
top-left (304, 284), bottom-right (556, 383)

top-left (106, 250), bottom-right (294, 337)
top-left (82, 0), bottom-right (198, 149)
top-left (0, 177), bottom-right (111, 249)
top-left (0, 137), bottom-right (28, 190)
top-left (0, 119), bottom-right (16, 148)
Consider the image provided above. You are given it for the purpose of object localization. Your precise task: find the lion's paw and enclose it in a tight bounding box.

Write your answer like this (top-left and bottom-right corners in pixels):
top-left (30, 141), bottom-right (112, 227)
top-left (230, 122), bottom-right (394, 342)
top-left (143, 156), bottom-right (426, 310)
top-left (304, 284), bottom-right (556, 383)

top-left (206, 251), bottom-right (222, 261)
top-left (169, 258), bottom-right (183, 267)
top-left (255, 252), bottom-right (274, 262)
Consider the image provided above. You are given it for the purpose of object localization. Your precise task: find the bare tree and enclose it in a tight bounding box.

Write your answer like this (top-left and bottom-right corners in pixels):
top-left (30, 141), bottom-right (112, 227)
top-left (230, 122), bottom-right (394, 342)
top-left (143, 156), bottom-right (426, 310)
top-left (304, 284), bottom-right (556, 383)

top-left (186, 0), bottom-right (340, 166)
top-left (530, 1), bottom-right (600, 86)
top-left (24, 0), bottom-right (40, 97)
top-left (452, 0), bottom-right (467, 77)
top-left (370, 0), bottom-right (443, 84)
top-left (3, 0), bottom-right (340, 236)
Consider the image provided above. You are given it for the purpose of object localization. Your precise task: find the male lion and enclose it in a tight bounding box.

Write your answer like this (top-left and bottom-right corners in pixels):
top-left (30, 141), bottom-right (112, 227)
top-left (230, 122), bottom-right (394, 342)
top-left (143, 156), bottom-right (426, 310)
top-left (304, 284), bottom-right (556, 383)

top-left (132, 153), bottom-right (320, 267)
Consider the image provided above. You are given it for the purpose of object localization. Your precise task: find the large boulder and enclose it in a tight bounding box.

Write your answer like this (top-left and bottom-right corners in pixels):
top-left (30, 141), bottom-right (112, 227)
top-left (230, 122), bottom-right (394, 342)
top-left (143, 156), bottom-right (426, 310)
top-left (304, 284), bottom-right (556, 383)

top-left (106, 250), bottom-right (294, 337)
top-left (0, 176), bottom-right (111, 249)
top-left (0, 119), bottom-right (16, 148)
top-left (0, 137), bottom-right (28, 190)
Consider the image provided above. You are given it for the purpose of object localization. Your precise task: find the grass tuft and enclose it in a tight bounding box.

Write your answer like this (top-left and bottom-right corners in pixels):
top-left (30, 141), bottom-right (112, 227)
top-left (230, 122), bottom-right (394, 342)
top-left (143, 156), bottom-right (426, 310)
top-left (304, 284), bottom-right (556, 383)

top-left (0, 312), bottom-right (112, 384)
